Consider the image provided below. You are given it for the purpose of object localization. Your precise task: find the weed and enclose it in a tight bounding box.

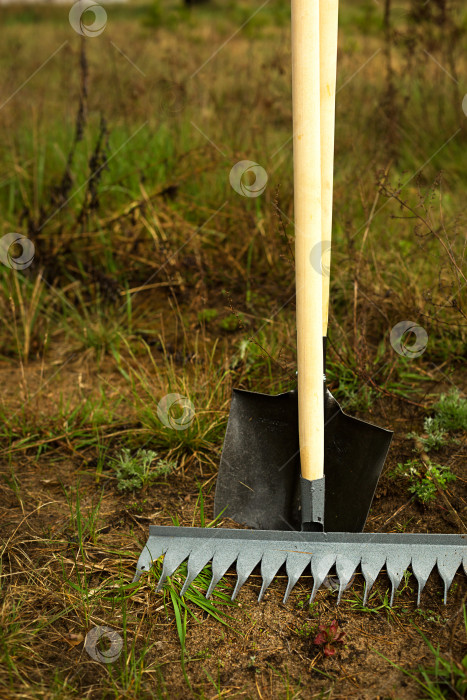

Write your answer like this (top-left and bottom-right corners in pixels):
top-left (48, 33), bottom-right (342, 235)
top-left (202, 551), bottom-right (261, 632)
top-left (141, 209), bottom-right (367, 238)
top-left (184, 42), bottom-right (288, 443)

top-left (411, 609), bottom-right (445, 625)
top-left (295, 622), bottom-right (318, 639)
top-left (409, 389), bottom-right (466, 452)
top-left (346, 589), bottom-right (404, 621)
top-left (312, 620), bottom-right (345, 657)
top-left (390, 459), bottom-right (457, 504)
top-left (410, 417), bottom-right (449, 452)
top-left (111, 448), bottom-right (175, 492)
top-left (433, 389), bottom-right (467, 433)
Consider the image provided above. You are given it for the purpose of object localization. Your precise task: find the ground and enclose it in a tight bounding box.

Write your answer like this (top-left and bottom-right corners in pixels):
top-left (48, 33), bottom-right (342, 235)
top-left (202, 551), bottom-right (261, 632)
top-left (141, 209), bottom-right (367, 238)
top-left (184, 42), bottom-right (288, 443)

top-left (0, 1), bottom-right (466, 698)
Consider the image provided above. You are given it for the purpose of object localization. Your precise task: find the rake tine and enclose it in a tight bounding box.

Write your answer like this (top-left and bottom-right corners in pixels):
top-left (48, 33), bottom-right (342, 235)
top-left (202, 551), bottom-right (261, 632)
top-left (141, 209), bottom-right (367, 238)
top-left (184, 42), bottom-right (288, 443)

top-left (437, 550), bottom-right (463, 605)
top-left (156, 543), bottom-right (192, 593)
top-left (335, 551), bottom-right (361, 604)
top-left (180, 544), bottom-right (216, 597)
top-left (283, 551), bottom-right (312, 603)
top-left (206, 548), bottom-right (239, 599)
top-left (258, 550), bottom-right (288, 602)
top-left (411, 553), bottom-right (436, 607)
top-left (133, 538), bottom-right (168, 583)
top-left (232, 547), bottom-right (264, 601)
top-left (361, 549), bottom-right (386, 606)
top-left (310, 552), bottom-right (336, 602)
top-left (386, 550), bottom-right (411, 606)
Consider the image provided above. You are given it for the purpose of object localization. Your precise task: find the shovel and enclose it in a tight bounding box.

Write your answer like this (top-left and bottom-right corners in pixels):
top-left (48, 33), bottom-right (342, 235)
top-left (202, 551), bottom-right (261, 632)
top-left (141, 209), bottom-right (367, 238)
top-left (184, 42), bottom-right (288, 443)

top-left (134, 0), bottom-right (466, 606)
top-left (213, 0), bottom-right (392, 533)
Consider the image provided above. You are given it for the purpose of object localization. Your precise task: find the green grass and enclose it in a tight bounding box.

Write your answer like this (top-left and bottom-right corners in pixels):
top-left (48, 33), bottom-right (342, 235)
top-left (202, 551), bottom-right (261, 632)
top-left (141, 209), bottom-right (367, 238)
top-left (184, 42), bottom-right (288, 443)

top-left (377, 606), bottom-right (467, 699)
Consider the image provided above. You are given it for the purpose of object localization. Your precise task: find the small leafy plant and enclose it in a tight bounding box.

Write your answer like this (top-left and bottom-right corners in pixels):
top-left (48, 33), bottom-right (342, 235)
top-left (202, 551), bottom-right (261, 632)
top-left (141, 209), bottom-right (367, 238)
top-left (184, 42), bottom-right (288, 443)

top-left (410, 417), bottom-right (448, 451)
top-left (295, 621), bottom-right (318, 639)
top-left (390, 459), bottom-right (456, 504)
top-left (313, 619), bottom-right (345, 657)
top-left (433, 389), bottom-right (467, 432)
top-left (409, 389), bottom-right (466, 452)
top-left (111, 448), bottom-right (175, 491)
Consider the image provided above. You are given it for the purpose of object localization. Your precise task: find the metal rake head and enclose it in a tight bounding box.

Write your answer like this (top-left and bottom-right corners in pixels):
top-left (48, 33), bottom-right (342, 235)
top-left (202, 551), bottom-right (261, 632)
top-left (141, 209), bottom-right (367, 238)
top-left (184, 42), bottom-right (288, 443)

top-left (134, 527), bottom-right (466, 607)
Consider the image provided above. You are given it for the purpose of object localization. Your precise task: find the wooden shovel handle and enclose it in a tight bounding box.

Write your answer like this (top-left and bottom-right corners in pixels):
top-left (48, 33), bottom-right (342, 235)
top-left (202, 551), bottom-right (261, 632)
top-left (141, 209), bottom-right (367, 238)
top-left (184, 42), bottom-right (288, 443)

top-left (320, 0), bottom-right (339, 336)
top-left (292, 0), bottom-right (324, 481)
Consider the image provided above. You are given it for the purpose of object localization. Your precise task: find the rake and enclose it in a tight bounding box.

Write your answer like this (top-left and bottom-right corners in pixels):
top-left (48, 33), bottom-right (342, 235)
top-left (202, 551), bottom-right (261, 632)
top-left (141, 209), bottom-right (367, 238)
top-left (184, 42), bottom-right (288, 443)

top-left (134, 0), bottom-right (467, 606)
top-left (134, 528), bottom-right (466, 607)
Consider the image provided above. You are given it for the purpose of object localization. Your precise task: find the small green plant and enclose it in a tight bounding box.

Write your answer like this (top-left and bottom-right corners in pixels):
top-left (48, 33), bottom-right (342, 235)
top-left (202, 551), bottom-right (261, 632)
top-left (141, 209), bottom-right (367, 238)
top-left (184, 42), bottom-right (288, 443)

top-left (411, 609), bottom-right (444, 625)
top-left (295, 622), bottom-right (318, 639)
top-left (409, 389), bottom-right (466, 452)
top-left (389, 459), bottom-right (456, 504)
top-left (111, 449), bottom-right (175, 491)
top-left (410, 417), bottom-right (449, 451)
top-left (433, 389), bottom-right (467, 432)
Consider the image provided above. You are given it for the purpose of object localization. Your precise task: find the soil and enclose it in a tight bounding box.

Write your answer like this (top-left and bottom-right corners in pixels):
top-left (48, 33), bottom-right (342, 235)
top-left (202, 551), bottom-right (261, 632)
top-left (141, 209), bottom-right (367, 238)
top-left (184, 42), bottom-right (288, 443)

top-left (1, 360), bottom-right (466, 700)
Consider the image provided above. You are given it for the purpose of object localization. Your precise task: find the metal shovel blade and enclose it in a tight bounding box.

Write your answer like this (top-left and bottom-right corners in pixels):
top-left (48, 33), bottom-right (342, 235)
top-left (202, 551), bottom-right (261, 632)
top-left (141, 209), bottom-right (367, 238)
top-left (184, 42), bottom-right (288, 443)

top-left (213, 387), bottom-right (392, 532)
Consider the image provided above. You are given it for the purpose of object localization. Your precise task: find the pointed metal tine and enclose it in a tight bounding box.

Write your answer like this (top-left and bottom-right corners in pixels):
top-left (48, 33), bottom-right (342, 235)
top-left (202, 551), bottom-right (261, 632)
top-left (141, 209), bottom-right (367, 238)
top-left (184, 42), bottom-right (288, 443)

top-left (206, 548), bottom-right (239, 599)
top-left (411, 552), bottom-right (436, 607)
top-left (134, 536), bottom-right (169, 583)
top-left (361, 549), bottom-right (386, 606)
top-left (335, 553), bottom-right (361, 604)
top-left (258, 550), bottom-right (287, 602)
top-left (437, 551), bottom-right (462, 605)
top-left (310, 552), bottom-right (335, 603)
top-left (156, 544), bottom-right (192, 592)
top-left (232, 547), bottom-right (264, 601)
top-left (180, 545), bottom-right (215, 597)
top-left (283, 552), bottom-right (312, 603)
top-left (386, 550), bottom-right (411, 606)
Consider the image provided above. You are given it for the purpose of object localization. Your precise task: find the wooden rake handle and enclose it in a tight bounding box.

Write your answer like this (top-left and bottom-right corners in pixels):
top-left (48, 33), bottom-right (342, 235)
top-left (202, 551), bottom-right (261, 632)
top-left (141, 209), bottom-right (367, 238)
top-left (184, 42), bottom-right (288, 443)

top-left (292, 0), bottom-right (338, 481)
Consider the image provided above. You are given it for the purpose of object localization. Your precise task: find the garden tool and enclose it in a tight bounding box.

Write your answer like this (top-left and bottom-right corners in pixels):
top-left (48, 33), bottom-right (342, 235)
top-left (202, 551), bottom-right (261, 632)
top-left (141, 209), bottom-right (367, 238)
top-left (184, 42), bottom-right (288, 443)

top-left (134, 1), bottom-right (467, 605)
top-left (213, 0), bottom-right (392, 533)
